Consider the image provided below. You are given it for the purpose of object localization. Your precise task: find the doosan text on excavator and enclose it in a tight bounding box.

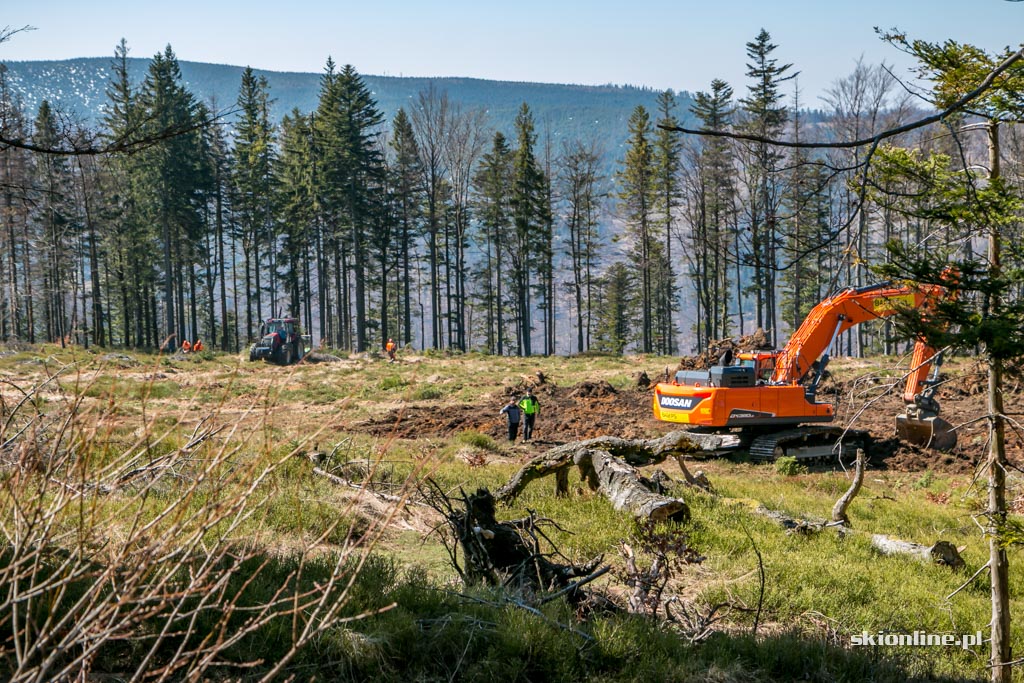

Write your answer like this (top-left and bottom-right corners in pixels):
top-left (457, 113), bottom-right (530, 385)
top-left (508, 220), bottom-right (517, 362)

top-left (653, 280), bottom-right (957, 460)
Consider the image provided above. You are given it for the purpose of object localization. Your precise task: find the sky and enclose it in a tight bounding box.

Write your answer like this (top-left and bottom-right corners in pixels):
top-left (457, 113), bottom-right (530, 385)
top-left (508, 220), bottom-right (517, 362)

top-left (3, 0), bottom-right (1022, 101)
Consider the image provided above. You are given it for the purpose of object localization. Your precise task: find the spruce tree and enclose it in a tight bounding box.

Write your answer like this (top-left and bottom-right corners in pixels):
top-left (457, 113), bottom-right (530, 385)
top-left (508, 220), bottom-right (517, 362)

top-left (232, 67), bottom-right (278, 339)
top-left (473, 131), bottom-right (513, 354)
top-left (653, 90), bottom-right (682, 354)
top-left (136, 45), bottom-right (206, 350)
top-left (388, 108), bottom-right (423, 347)
top-left (740, 29), bottom-right (795, 345)
top-left (510, 103), bottom-right (545, 356)
top-left (617, 105), bottom-right (658, 353)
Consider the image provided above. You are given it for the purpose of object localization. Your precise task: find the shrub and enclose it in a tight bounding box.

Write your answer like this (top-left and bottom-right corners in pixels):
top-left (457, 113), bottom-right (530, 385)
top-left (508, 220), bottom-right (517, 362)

top-left (454, 431), bottom-right (499, 452)
top-left (412, 385), bottom-right (444, 400)
top-left (774, 456), bottom-right (807, 476)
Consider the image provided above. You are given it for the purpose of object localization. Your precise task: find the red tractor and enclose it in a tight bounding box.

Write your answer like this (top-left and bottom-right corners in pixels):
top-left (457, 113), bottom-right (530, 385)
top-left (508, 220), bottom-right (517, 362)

top-left (248, 317), bottom-right (310, 365)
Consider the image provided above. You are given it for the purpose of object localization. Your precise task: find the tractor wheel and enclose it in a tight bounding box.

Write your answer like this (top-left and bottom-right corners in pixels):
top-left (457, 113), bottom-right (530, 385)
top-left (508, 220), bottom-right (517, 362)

top-left (283, 345), bottom-right (293, 366)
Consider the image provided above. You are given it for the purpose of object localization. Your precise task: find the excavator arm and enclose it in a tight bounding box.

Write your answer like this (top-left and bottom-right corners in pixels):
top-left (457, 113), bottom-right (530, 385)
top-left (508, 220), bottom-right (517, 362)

top-left (771, 281), bottom-right (948, 386)
top-left (770, 280), bottom-right (955, 449)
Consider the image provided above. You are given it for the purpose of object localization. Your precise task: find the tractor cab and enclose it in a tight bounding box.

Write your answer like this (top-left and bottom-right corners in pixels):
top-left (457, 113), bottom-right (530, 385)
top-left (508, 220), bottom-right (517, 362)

top-left (261, 318), bottom-right (296, 339)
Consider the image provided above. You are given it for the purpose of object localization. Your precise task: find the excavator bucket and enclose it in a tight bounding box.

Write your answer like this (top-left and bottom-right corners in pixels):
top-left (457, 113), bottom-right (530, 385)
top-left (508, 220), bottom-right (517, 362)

top-left (895, 414), bottom-right (957, 451)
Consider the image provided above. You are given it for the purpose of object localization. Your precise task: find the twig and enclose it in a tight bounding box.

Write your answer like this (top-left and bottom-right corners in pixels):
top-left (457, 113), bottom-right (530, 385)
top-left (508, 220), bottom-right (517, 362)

top-left (311, 466), bottom-right (428, 507)
top-left (946, 561), bottom-right (990, 601)
top-left (538, 566), bottom-right (611, 605)
top-left (741, 525), bottom-right (765, 636)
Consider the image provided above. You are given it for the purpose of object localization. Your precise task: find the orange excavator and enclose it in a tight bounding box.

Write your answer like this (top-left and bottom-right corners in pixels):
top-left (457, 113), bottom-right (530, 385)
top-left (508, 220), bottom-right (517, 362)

top-left (653, 280), bottom-right (957, 460)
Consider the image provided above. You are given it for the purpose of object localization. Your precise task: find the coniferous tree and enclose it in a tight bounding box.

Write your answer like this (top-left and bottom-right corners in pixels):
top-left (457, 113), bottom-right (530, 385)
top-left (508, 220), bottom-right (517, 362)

top-left (137, 45), bottom-right (206, 350)
top-left (509, 103), bottom-right (545, 356)
top-left (558, 138), bottom-right (604, 353)
top-left (101, 38), bottom-right (152, 347)
top-left (592, 261), bottom-right (633, 354)
top-left (0, 66), bottom-right (32, 341)
top-left (687, 79), bottom-right (738, 348)
top-left (388, 108), bottom-right (423, 347)
top-left (869, 36), bottom-right (1024, 682)
top-left (31, 100), bottom-right (74, 345)
top-left (473, 131), bottom-right (514, 354)
top-left (277, 109), bottom-right (315, 326)
top-left (232, 67), bottom-right (277, 340)
top-left (653, 90), bottom-right (682, 354)
top-left (617, 105), bottom-right (658, 353)
top-left (739, 29), bottom-right (795, 345)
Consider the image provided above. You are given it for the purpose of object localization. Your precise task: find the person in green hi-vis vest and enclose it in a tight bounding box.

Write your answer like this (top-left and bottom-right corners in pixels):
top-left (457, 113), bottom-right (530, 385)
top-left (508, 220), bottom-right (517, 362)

top-left (518, 387), bottom-right (540, 442)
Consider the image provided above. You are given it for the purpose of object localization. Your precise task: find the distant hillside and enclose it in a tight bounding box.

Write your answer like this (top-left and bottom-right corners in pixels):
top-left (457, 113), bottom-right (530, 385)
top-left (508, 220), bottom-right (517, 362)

top-left (1, 57), bottom-right (695, 157)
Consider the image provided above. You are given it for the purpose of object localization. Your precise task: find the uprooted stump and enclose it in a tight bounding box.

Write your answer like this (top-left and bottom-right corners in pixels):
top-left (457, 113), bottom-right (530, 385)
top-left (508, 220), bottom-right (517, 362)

top-left (427, 485), bottom-right (604, 593)
top-left (495, 431), bottom-right (732, 523)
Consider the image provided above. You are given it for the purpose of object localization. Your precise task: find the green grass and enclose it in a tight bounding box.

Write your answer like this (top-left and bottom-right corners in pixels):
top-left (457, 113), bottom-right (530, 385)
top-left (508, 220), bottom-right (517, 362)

top-left (0, 350), bottom-right (1014, 681)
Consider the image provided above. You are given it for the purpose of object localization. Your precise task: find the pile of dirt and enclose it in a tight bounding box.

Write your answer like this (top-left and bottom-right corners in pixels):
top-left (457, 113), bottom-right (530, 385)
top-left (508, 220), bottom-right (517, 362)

top-left (676, 328), bottom-right (774, 371)
top-left (354, 380), bottom-right (656, 444)
top-left (569, 380), bottom-right (617, 398)
top-left (826, 367), bottom-right (1020, 474)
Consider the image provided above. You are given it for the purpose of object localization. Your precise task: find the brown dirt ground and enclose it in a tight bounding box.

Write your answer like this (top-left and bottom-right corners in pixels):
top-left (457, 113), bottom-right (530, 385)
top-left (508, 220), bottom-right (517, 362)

top-left (352, 358), bottom-right (1022, 475)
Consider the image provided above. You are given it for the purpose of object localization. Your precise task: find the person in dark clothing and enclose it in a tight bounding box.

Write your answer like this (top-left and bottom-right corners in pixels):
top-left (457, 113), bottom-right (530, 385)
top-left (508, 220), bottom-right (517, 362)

top-left (518, 387), bottom-right (540, 441)
top-left (500, 399), bottom-right (521, 441)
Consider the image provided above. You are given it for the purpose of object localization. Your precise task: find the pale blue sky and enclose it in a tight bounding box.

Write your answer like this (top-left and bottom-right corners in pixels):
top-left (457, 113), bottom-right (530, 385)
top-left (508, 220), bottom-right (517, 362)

top-left (4, 1), bottom-right (1022, 100)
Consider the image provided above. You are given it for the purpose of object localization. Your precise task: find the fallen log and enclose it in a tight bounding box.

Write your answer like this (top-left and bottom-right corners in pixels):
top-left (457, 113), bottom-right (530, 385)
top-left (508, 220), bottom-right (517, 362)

top-left (871, 535), bottom-right (965, 570)
top-left (495, 430), bottom-right (733, 503)
top-left (587, 448), bottom-right (689, 522)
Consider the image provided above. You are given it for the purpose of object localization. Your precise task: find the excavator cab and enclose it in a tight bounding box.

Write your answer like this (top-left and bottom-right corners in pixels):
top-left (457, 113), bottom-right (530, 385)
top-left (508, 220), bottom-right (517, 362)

top-left (737, 352), bottom-right (777, 384)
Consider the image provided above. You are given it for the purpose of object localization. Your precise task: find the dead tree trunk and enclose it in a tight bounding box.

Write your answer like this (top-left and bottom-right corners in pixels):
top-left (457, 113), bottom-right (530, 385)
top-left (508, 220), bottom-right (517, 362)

top-left (831, 449), bottom-right (865, 526)
top-left (588, 449), bottom-right (689, 522)
top-left (495, 431), bottom-right (731, 502)
top-left (871, 536), bottom-right (965, 570)
top-left (495, 431), bottom-right (730, 522)
top-left (425, 485), bottom-right (603, 592)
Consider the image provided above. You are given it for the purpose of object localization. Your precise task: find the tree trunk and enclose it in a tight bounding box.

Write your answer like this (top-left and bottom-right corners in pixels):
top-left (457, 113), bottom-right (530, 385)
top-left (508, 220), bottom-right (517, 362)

top-left (586, 448), bottom-right (688, 522)
top-left (987, 120), bottom-right (1012, 683)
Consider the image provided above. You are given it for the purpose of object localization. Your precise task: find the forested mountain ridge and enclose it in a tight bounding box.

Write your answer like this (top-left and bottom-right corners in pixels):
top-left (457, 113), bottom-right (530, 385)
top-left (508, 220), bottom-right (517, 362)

top-left (2, 57), bottom-right (693, 149)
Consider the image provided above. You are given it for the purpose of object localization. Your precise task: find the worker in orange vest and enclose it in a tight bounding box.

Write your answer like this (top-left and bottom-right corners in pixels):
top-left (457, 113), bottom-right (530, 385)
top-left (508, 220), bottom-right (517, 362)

top-left (193, 339), bottom-right (204, 352)
top-left (385, 338), bottom-right (397, 362)
top-left (181, 339), bottom-right (192, 353)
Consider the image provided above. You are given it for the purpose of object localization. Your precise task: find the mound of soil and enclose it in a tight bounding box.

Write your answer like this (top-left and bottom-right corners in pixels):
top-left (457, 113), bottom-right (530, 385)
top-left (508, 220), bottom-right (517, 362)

top-left (569, 380), bottom-right (617, 398)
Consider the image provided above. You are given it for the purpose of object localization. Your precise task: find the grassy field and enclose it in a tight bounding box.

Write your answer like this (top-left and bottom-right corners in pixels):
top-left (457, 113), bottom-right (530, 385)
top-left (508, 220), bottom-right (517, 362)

top-left (0, 344), bottom-right (1018, 681)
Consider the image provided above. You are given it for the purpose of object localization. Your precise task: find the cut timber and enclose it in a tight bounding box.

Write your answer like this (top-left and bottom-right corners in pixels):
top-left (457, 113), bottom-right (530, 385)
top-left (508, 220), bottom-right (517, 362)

top-left (871, 535), bottom-right (965, 570)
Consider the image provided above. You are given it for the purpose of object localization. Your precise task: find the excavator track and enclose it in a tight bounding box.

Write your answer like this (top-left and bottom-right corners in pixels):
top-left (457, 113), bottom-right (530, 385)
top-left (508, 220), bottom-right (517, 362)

top-left (748, 426), bottom-right (868, 462)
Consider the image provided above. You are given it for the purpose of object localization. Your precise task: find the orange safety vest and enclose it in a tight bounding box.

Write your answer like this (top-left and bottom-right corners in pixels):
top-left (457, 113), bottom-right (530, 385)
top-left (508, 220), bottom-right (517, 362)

top-left (385, 341), bottom-right (395, 352)
top-left (193, 340), bottom-right (204, 352)
top-left (182, 339), bottom-right (192, 352)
